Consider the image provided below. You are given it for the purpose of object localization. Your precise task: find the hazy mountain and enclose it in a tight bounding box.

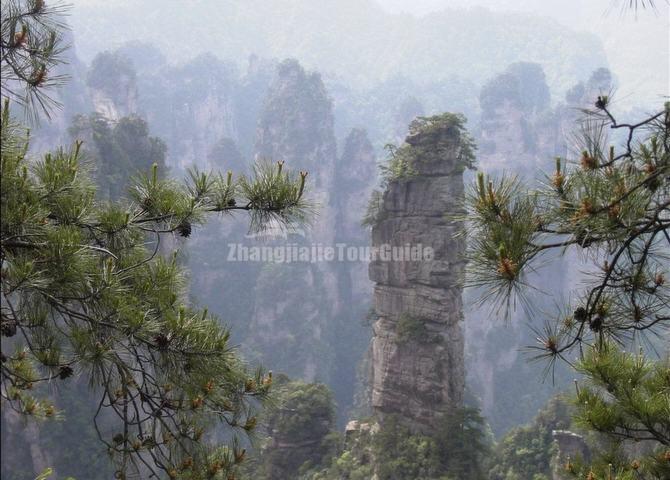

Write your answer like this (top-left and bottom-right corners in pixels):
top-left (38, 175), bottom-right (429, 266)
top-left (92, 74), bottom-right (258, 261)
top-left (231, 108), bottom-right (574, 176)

top-left (69, 0), bottom-right (607, 97)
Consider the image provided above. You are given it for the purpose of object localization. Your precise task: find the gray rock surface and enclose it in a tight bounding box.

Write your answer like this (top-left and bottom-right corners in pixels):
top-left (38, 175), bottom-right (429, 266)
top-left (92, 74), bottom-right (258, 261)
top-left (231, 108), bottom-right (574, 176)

top-left (368, 115), bottom-right (468, 432)
top-left (551, 430), bottom-right (591, 480)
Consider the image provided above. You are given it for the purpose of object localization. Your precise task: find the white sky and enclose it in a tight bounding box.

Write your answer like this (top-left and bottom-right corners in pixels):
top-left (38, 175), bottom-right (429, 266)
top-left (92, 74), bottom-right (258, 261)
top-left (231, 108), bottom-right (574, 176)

top-left (377, 0), bottom-right (670, 107)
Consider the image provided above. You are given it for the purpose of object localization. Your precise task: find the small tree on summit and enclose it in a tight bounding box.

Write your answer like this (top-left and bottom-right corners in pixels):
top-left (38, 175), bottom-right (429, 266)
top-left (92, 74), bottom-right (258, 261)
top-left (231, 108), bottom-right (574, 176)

top-left (68, 113), bottom-right (168, 201)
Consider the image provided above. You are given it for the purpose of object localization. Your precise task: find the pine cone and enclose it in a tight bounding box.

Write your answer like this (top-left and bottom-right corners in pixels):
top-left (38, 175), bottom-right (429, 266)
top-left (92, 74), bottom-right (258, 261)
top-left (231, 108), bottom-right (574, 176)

top-left (589, 316), bottom-right (603, 332)
top-left (177, 220), bottom-right (192, 238)
top-left (1, 320), bottom-right (17, 337)
top-left (595, 95), bottom-right (608, 110)
top-left (574, 307), bottom-right (587, 323)
top-left (154, 333), bottom-right (170, 350)
top-left (58, 365), bottom-right (73, 380)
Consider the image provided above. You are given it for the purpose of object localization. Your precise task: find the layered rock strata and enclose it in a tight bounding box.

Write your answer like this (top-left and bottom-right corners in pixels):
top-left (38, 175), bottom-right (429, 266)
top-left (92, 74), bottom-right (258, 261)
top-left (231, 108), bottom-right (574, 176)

top-left (368, 114), bottom-right (468, 431)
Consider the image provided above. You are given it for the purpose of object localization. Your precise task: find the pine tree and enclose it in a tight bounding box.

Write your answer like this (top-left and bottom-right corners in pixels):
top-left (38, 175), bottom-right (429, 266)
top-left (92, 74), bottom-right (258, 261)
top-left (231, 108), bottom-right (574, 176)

top-left (0, 0), bottom-right (69, 121)
top-left (68, 113), bottom-right (168, 201)
top-left (1, 3), bottom-right (312, 478)
top-left (464, 97), bottom-right (669, 478)
top-left (1, 98), bottom-right (311, 478)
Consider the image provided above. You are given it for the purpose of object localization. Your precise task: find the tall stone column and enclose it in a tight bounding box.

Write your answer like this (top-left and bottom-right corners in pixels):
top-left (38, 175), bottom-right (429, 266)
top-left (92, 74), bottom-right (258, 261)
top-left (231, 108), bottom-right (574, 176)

top-left (368, 114), bottom-right (470, 432)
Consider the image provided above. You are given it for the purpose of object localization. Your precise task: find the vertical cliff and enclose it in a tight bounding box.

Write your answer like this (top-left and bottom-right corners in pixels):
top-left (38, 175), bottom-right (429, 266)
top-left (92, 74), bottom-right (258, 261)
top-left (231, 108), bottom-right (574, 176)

top-left (138, 54), bottom-right (241, 171)
top-left (247, 59), bottom-right (339, 382)
top-left (477, 62), bottom-right (559, 173)
top-left (368, 114), bottom-right (472, 432)
top-left (243, 62), bottom-right (379, 419)
top-left (254, 58), bottom-right (338, 195)
top-left (86, 51), bottom-right (139, 120)
top-left (331, 128), bottom-right (378, 416)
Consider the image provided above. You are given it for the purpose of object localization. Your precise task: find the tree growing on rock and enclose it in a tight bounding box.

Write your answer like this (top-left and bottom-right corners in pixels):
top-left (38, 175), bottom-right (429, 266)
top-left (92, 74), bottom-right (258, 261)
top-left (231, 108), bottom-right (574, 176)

top-left (245, 377), bottom-right (337, 480)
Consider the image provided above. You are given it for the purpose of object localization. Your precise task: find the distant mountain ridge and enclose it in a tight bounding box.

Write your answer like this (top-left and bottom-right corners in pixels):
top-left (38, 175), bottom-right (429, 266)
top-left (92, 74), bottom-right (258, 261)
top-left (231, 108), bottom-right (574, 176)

top-left (69, 0), bottom-right (607, 96)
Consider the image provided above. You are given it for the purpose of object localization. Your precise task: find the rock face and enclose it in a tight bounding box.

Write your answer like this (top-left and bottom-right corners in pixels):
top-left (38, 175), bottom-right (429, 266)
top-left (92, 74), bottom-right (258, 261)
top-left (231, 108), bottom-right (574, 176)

top-left (139, 54), bottom-right (242, 171)
top-left (247, 59), bottom-right (339, 382)
top-left (551, 430), bottom-right (590, 480)
top-left (86, 51), bottom-right (139, 121)
top-left (368, 114), bottom-right (469, 431)
top-left (185, 59), bottom-right (377, 419)
top-left (477, 62), bottom-right (560, 174)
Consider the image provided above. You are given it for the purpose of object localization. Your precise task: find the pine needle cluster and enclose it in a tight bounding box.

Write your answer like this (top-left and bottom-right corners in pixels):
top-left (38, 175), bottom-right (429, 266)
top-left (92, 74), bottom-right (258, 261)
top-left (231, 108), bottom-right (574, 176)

top-left (0, 0), bottom-right (70, 122)
top-left (0, 100), bottom-right (311, 479)
top-left (464, 99), bottom-right (670, 477)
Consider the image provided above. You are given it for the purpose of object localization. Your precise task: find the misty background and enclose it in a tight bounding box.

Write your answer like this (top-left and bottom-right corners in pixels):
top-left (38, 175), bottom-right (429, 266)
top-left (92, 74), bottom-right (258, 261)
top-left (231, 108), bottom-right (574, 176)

top-left (2, 1), bottom-right (668, 478)
top-left (68, 0), bottom-right (668, 108)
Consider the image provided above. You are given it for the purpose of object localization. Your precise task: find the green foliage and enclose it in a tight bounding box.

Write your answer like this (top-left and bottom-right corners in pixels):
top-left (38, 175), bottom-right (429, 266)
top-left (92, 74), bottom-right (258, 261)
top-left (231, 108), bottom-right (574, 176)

top-left (238, 161), bottom-right (312, 233)
top-left (379, 143), bottom-right (418, 184)
top-left (304, 417), bottom-right (446, 480)
top-left (68, 113), bottom-right (167, 200)
top-left (269, 380), bottom-right (335, 445)
top-left (307, 448), bottom-right (374, 480)
top-left (395, 312), bottom-right (440, 344)
top-left (361, 189), bottom-right (385, 227)
top-left (488, 396), bottom-right (572, 480)
top-left (465, 100), bottom-right (670, 475)
top-left (303, 408), bottom-right (490, 480)
top-left (574, 346), bottom-right (669, 441)
top-left (0, 101), bottom-right (310, 478)
top-left (371, 410), bottom-right (490, 480)
top-left (372, 417), bottom-right (445, 480)
top-left (364, 112), bottom-right (475, 227)
top-left (392, 113), bottom-right (476, 176)
top-left (433, 407), bottom-right (490, 479)
top-left (396, 312), bottom-right (427, 343)
top-left (563, 345), bottom-right (670, 479)
top-left (418, 113), bottom-right (476, 169)
top-left (463, 173), bottom-right (538, 312)
top-left (465, 103), bottom-right (669, 324)
top-left (243, 378), bottom-right (336, 480)
top-left (0, 0), bottom-right (69, 121)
